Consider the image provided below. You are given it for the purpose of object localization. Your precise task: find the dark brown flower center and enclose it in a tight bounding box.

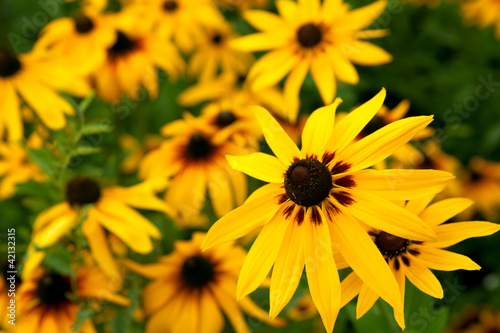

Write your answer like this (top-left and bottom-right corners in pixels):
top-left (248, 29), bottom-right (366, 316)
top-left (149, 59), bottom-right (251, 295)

top-left (108, 31), bottom-right (137, 57)
top-left (284, 158), bottom-right (332, 207)
top-left (359, 115), bottom-right (386, 138)
top-left (376, 231), bottom-right (408, 257)
top-left (186, 133), bottom-right (212, 159)
top-left (215, 110), bottom-right (236, 127)
top-left (36, 273), bottom-right (71, 305)
top-left (297, 23), bottom-right (322, 48)
top-left (163, 0), bottom-right (178, 11)
top-left (0, 48), bottom-right (21, 78)
top-left (74, 14), bottom-right (94, 34)
top-left (65, 176), bottom-right (101, 208)
top-left (211, 33), bottom-right (223, 45)
top-left (181, 255), bottom-right (214, 288)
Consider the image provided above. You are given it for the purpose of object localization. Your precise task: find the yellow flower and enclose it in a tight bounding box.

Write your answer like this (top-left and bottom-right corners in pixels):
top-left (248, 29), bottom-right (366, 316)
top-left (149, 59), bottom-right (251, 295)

top-left (188, 22), bottom-right (254, 81)
top-left (340, 195), bottom-right (500, 329)
top-left (139, 113), bottom-right (252, 226)
top-left (202, 89), bottom-right (454, 332)
top-left (93, 12), bottom-right (184, 103)
top-left (462, 0), bottom-right (500, 39)
top-left (287, 293), bottom-right (318, 321)
top-left (36, 11), bottom-right (115, 74)
top-left (16, 265), bottom-right (130, 333)
top-left (231, 0), bottom-right (392, 122)
top-left (119, 134), bottom-right (162, 174)
top-left (0, 139), bottom-right (47, 199)
top-left (0, 48), bottom-right (91, 141)
top-left (178, 72), bottom-right (285, 113)
top-left (23, 177), bottom-right (172, 280)
top-left (127, 0), bottom-right (224, 52)
top-left (124, 232), bottom-right (286, 333)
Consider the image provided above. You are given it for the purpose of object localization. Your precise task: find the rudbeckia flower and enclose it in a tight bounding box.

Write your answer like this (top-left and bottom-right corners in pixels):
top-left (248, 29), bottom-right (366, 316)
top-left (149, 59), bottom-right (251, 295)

top-left (462, 0), bottom-right (500, 39)
top-left (446, 306), bottom-right (500, 333)
top-left (128, 0), bottom-right (224, 52)
top-left (178, 72), bottom-right (285, 114)
top-left (16, 265), bottom-right (130, 333)
top-left (188, 23), bottom-right (254, 81)
top-left (124, 232), bottom-right (286, 333)
top-left (23, 177), bottom-right (172, 280)
top-left (36, 11), bottom-right (115, 74)
top-left (231, 0), bottom-right (392, 122)
top-left (139, 113), bottom-right (252, 225)
top-left (340, 195), bottom-right (500, 329)
top-left (287, 293), bottom-right (318, 321)
top-left (0, 47), bottom-right (91, 141)
top-left (0, 139), bottom-right (47, 199)
top-left (93, 12), bottom-right (184, 103)
top-left (202, 89), bottom-right (454, 332)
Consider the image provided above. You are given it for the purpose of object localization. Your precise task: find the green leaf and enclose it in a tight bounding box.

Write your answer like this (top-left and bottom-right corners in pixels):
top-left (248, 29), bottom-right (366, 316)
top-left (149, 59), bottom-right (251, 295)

top-left (81, 123), bottom-right (113, 135)
top-left (28, 147), bottom-right (56, 177)
top-left (72, 307), bottom-right (94, 331)
top-left (111, 306), bottom-right (132, 333)
top-left (79, 91), bottom-right (96, 114)
top-left (71, 145), bottom-right (101, 156)
top-left (346, 302), bottom-right (396, 333)
top-left (42, 244), bottom-right (74, 276)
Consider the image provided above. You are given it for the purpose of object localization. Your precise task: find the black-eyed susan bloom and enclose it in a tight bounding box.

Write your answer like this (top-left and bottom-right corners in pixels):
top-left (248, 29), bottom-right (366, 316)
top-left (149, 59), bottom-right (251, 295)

top-left (231, 0), bottom-right (392, 122)
top-left (93, 12), bottom-right (184, 103)
top-left (16, 265), bottom-right (130, 333)
top-left (124, 232), bottom-right (286, 333)
top-left (340, 195), bottom-right (500, 329)
top-left (23, 177), bottom-right (172, 280)
top-left (0, 48), bottom-right (91, 141)
top-left (188, 23), bottom-right (254, 81)
top-left (202, 89), bottom-right (455, 332)
top-left (139, 113), bottom-right (252, 225)
top-left (462, 0), bottom-right (500, 39)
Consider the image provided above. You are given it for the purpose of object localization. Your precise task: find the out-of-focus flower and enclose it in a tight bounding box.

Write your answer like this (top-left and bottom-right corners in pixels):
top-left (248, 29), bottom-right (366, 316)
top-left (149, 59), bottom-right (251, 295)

top-left (446, 305), bottom-right (500, 333)
top-left (203, 89), bottom-right (453, 333)
top-left (139, 113), bottom-right (252, 226)
top-left (124, 232), bottom-right (286, 333)
top-left (0, 138), bottom-right (47, 199)
top-left (178, 72), bottom-right (286, 115)
top-left (127, 0), bottom-right (224, 52)
top-left (36, 11), bottom-right (115, 74)
top-left (23, 177), bottom-right (172, 280)
top-left (16, 265), bottom-right (130, 333)
top-left (119, 134), bottom-right (163, 174)
top-left (93, 12), bottom-right (184, 103)
top-left (231, 0), bottom-right (392, 122)
top-left (462, 0), bottom-right (500, 39)
top-left (287, 293), bottom-right (318, 321)
top-left (340, 195), bottom-right (500, 329)
top-left (460, 157), bottom-right (500, 220)
top-left (216, 0), bottom-right (269, 11)
top-left (0, 47), bottom-right (91, 141)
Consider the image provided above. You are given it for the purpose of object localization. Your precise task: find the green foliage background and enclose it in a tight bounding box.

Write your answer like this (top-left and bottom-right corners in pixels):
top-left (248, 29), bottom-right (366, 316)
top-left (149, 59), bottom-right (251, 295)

top-left (1, 0), bottom-right (500, 332)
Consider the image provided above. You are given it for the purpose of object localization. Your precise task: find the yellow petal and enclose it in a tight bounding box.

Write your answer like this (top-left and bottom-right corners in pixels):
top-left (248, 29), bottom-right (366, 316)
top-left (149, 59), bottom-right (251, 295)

top-left (202, 183), bottom-right (283, 250)
top-left (226, 153), bottom-right (286, 183)
top-left (392, 263), bottom-right (406, 330)
top-left (352, 169), bottom-right (454, 200)
top-left (284, 55), bottom-right (310, 123)
top-left (310, 45), bottom-right (336, 104)
top-left (348, 41), bottom-right (392, 65)
top-left (2, 81), bottom-right (22, 142)
top-left (340, 272), bottom-right (363, 308)
top-left (356, 283), bottom-right (379, 319)
top-left (326, 88), bottom-right (385, 155)
top-left (431, 221), bottom-right (500, 248)
top-left (348, 190), bottom-right (436, 241)
top-left (231, 33), bottom-right (289, 52)
top-left (330, 211), bottom-right (403, 312)
top-left (211, 282), bottom-right (250, 333)
top-left (404, 257), bottom-right (443, 299)
top-left (33, 202), bottom-right (73, 233)
top-left (208, 170), bottom-right (234, 217)
top-left (405, 195), bottom-right (435, 216)
top-left (412, 246), bottom-right (481, 271)
top-left (339, 116), bottom-right (434, 172)
top-left (250, 49), bottom-right (298, 91)
top-left (199, 289), bottom-right (225, 333)
top-left (237, 209), bottom-right (289, 299)
top-left (342, 0), bottom-right (387, 30)
top-left (301, 98), bottom-right (341, 157)
top-left (243, 10), bottom-right (288, 31)
top-left (32, 212), bottom-right (78, 247)
top-left (276, 0), bottom-right (300, 21)
top-left (251, 106), bottom-right (301, 165)
top-left (270, 212), bottom-right (305, 318)
top-left (419, 198), bottom-right (474, 226)
top-left (325, 47), bottom-right (359, 84)
top-left (239, 296), bottom-right (287, 327)
top-left (303, 208), bottom-right (340, 333)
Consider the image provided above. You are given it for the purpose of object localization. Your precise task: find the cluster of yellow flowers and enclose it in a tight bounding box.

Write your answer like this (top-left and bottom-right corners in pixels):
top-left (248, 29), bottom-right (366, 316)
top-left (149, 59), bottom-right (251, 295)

top-left (0, 0), bottom-right (500, 332)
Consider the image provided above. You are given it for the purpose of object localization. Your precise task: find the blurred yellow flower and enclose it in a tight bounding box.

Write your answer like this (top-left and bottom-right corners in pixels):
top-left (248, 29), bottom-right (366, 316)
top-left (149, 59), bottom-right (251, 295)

top-left (119, 133), bottom-right (163, 174)
top-left (0, 48), bottom-right (91, 141)
top-left (463, 0), bottom-right (500, 39)
top-left (124, 232), bottom-right (286, 333)
top-left (340, 195), bottom-right (500, 329)
top-left (231, 0), bottom-right (392, 122)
